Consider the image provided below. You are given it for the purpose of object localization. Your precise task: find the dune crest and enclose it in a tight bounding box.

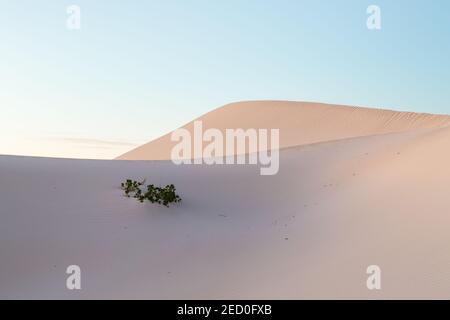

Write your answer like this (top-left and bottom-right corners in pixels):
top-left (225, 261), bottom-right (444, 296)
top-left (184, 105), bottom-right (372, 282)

top-left (116, 101), bottom-right (450, 160)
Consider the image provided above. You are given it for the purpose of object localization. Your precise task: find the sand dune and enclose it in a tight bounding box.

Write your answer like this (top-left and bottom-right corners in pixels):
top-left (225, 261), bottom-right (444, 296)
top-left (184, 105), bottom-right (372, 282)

top-left (117, 101), bottom-right (450, 160)
top-left (1, 101), bottom-right (450, 299)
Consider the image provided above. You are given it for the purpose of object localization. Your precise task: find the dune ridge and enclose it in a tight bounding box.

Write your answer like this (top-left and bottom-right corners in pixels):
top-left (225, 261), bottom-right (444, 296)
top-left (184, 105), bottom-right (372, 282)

top-left (116, 101), bottom-right (450, 160)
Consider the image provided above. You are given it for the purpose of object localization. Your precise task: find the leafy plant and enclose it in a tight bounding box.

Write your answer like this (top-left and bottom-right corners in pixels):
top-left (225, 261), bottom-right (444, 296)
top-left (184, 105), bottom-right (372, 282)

top-left (121, 179), bottom-right (181, 207)
top-left (121, 179), bottom-right (145, 198)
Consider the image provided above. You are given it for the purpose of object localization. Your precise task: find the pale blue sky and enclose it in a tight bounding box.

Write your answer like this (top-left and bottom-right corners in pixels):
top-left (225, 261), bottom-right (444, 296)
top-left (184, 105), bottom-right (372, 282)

top-left (1, 0), bottom-right (449, 158)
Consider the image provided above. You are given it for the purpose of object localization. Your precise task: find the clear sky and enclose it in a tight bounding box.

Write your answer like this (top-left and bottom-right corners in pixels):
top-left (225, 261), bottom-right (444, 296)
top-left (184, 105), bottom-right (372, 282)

top-left (1, 0), bottom-right (449, 158)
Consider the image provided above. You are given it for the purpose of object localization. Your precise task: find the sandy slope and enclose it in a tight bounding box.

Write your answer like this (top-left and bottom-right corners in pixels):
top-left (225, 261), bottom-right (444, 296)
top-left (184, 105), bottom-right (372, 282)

top-left (1, 116), bottom-right (450, 298)
top-left (117, 101), bottom-right (450, 160)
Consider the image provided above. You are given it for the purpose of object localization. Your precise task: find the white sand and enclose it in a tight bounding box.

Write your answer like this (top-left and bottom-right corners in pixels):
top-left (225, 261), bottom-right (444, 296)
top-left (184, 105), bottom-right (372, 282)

top-left (1, 101), bottom-right (450, 299)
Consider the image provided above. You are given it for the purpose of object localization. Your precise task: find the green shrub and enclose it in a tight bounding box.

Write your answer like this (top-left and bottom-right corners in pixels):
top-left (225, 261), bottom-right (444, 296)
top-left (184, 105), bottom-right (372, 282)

top-left (121, 179), bottom-right (145, 198)
top-left (121, 179), bottom-right (181, 207)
